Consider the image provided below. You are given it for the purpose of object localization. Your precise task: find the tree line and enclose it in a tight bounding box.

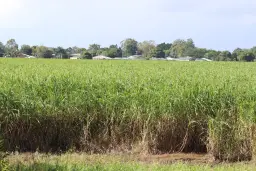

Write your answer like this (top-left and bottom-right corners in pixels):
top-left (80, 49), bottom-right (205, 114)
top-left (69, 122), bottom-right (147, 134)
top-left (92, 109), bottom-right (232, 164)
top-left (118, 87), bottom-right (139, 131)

top-left (0, 38), bottom-right (256, 61)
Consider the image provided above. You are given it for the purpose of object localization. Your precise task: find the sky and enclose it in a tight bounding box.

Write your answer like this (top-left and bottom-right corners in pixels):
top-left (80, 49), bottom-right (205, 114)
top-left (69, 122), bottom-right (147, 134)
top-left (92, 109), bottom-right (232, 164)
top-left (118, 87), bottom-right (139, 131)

top-left (0, 0), bottom-right (256, 51)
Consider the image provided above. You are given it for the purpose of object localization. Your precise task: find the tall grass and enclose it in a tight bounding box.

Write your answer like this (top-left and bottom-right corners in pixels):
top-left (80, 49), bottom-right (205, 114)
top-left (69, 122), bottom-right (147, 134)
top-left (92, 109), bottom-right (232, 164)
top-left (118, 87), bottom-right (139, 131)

top-left (0, 59), bottom-right (255, 161)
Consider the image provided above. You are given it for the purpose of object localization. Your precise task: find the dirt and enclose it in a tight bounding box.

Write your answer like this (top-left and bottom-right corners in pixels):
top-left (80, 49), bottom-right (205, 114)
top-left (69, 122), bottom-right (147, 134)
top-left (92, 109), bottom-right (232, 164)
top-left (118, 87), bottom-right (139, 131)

top-left (138, 153), bottom-right (214, 164)
top-left (7, 152), bottom-right (219, 166)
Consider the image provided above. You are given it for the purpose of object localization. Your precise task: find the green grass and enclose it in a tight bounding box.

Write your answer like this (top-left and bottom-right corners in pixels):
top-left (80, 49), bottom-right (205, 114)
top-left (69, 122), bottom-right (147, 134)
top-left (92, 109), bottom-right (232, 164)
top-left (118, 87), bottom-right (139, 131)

top-left (7, 153), bottom-right (256, 171)
top-left (0, 59), bottom-right (256, 161)
top-left (11, 163), bottom-right (256, 171)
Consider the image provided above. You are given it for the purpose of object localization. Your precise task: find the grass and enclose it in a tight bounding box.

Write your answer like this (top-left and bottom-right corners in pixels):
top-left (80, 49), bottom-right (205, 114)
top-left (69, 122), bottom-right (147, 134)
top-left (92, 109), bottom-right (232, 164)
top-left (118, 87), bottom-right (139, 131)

top-left (0, 59), bottom-right (256, 161)
top-left (7, 153), bottom-right (256, 171)
top-left (11, 162), bottom-right (256, 171)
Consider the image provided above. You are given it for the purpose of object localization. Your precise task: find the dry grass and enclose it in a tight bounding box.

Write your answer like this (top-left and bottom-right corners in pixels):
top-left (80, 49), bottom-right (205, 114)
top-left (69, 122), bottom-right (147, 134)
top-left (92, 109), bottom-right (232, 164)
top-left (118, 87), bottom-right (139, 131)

top-left (6, 153), bottom-right (256, 170)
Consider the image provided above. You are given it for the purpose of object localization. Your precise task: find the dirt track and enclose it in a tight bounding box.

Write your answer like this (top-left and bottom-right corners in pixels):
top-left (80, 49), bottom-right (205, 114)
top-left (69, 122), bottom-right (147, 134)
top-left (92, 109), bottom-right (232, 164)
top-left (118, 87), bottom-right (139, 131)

top-left (139, 153), bottom-right (213, 164)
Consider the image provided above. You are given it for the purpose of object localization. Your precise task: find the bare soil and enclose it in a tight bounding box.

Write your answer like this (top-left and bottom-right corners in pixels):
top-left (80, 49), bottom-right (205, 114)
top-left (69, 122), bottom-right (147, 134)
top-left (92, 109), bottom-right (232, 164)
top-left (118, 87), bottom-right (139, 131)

top-left (7, 152), bottom-right (216, 165)
top-left (138, 153), bottom-right (213, 164)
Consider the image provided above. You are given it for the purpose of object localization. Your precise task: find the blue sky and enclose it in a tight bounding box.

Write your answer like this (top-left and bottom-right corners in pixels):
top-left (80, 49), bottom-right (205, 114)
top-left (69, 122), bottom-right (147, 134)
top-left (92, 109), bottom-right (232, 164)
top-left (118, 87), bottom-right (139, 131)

top-left (0, 0), bottom-right (256, 51)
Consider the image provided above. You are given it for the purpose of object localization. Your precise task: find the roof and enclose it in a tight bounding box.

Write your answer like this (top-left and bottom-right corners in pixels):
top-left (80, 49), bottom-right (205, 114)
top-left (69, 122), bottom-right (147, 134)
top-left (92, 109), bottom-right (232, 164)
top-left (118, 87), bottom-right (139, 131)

top-left (177, 57), bottom-right (195, 61)
top-left (25, 56), bottom-right (36, 58)
top-left (113, 57), bottom-right (128, 60)
top-left (151, 57), bottom-right (166, 60)
top-left (127, 55), bottom-right (143, 60)
top-left (166, 57), bottom-right (212, 61)
top-left (201, 58), bottom-right (212, 61)
top-left (93, 55), bottom-right (111, 60)
top-left (70, 57), bottom-right (79, 59)
top-left (70, 53), bottom-right (81, 57)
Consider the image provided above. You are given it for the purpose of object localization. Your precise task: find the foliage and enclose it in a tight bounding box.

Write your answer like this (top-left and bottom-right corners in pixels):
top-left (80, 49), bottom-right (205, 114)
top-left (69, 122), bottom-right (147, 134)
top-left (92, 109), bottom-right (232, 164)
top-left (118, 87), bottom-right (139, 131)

top-left (121, 38), bottom-right (138, 57)
top-left (138, 40), bottom-right (156, 59)
top-left (156, 42), bottom-right (172, 51)
top-left (53, 47), bottom-right (68, 59)
top-left (20, 45), bottom-right (32, 56)
top-left (237, 50), bottom-right (255, 62)
top-left (0, 42), bottom-right (5, 57)
top-left (204, 50), bottom-right (220, 60)
top-left (4, 39), bottom-right (19, 57)
top-left (88, 44), bottom-right (101, 57)
top-left (31, 46), bottom-right (38, 56)
top-left (150, 48), bottom-right (165, 58)
top-left (100, 45), bottom-right (122, 58)
top-left (216, 51), bottom-right (232, 61)
top-left (35, 46), bottom-right (53, 58)
top-left (184, 48), bottom-right (208, 58)
top-left (170, 39), bottom-right (195, 57)
top-left (1, 38), bottom-right (256, 61)
top-left (164, 49), bottom-right (171, 57)
top-left (231, 48), bottom-right (242, 61)
top-left (81, 51), bottom-right (92, 59)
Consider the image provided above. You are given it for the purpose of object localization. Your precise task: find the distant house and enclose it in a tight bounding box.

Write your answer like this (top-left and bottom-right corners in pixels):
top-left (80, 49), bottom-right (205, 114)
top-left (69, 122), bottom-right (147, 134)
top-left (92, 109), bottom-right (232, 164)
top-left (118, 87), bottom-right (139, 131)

top-left (70, 57), bottom-right (79, 60)
top-left (25, 56), bottom-right (36, 59)
top-left (127, 55), bottom-right (143, 60)
top-left (166, 56), bottom-right (213, 62)
top-left (93, 55), bottom-right (111, 60)
top-left (70, 53), bottom-right (81, 59)
top-left (151, 57), bottom-right (166, 60)
top-left (201, 58), bottom-right (212, 61)
top-left (175, 56), bottom-right (196, 61)
top-left (113, 57), bottom-right (128, 60)
top-left (21, 53), bottom-right (36, 58)
top-left (166, 57), bottom-right (175, 61)
top-left (166, 57), bottom-right (193, 61)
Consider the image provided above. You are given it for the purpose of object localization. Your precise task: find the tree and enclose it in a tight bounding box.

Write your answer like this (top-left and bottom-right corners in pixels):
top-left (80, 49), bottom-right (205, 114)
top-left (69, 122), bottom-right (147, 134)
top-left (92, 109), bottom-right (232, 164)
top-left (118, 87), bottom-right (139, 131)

top-left (81, 51), bottom-right (92, 59)
top-left (102, 48), bottom-right (122, 58)
top-left (31, 46), bottom-right (38, 56)
top-left (120, 38), bottom-right (138, 57)
top-left (54, 46), bottom-right (68, 59)
top-left (184, 48), bottom-right (208, 58)
top-left (238, 50), bottom-right (255, 62)
top-left (232, 48), bottom-right (243, 61)
top-left (157, 43), bottom-right (172, 51)
top-left (66, 47), bottom-right (73, 58)
top-left (78, 48), bottom-right (87, 54)
top-left (186, 38), bottom-right (195, 49)
top-left (183, 47), bottom-right (196, 57)
top-left (71, 46), bottom-right (79, 54)
top-left (170, 39), bottom-right (195, 58)
top-left (164, 49), bottom-right (171, 57)
top-left (109, 44), bottom-right (118, 49)
top-left (20, 45), bottom-right (32, 55)
top-left (216, 51), bottom-right (232, 61)
top-left (154, 49), bottom-right (165, 58)
top-left (36, 46), bottom-right (53, 58)
top-left (88, 44), bottom-right (101, 57)
top-left (138, 40), bottom-right (156, 58)
top-left (250, 46), bottom-right (256, 57)
top-left (108, 45), bottom-right (122, 57)
top-left (204, 50), bottom-right (220, 60)
top-left (156, 43), bottom-right (171, 58)
top-left (0, 42), bottom-right (5, 57)
top-left (5, 39), bottom-right (19, 57)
